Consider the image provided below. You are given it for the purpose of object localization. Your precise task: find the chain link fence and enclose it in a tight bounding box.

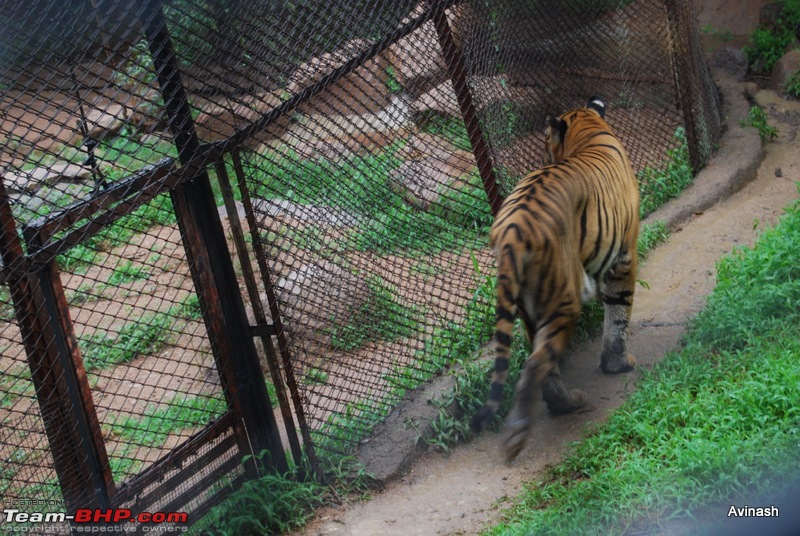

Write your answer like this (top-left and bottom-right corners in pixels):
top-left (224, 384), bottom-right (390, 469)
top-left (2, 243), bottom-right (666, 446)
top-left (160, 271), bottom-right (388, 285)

top-left (1, 0), bottom-right (719, 529)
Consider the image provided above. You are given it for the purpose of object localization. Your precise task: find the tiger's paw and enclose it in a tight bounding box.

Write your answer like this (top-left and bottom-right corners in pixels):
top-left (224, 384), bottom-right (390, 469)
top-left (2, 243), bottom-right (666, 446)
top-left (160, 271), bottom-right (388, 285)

top-left (502, 418), bottom-right (530, 463)
top-left (470, 405), bottom-right (495, 434)
top-left (600, 352), bottom-right (636, 374)
top-left (545, 388), bottom-right (587, 415)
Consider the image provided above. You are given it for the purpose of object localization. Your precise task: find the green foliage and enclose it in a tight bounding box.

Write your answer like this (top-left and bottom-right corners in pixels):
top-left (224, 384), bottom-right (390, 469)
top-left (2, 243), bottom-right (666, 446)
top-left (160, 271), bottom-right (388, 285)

top-left (108, 260), bottom-right (151, 286)
top-left (57, 195), bottom-right (176, 274)
top-left (79, 312), bottom-right (173, 370)
top-left (743, 0), bottom-right (800, 74)
top-left (740, 106), bottom-right (779, 143)
top-left (194, 454), bottom-right (326, 535)
top-left (385, 65), bottom-right (403, 94)
top-left (249, 142), bottom-right (492, 257)
top-left (637, 221), bottom-right (670, 260)
top-left (79, 297), bottom-right (200, 370)
top-left (701, 23), bottom-right (734, 42)
top-left (687, 195), bottom-right (800, 352)
top-left (638, 127), bottom-right (693, 218)
top-left (483, 194), bottom-right (800, 536)
top-left (110, 393), bottom-right (227, 448)
top-left (418, 114), bottom-right (473, 152)
top-left (783, 69), bottom-right (800, 98)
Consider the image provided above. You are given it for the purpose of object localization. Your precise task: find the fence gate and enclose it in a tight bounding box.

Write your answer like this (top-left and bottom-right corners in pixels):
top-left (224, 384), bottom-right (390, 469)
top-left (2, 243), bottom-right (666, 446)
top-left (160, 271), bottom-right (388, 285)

top-left (1, 0), bottom-right (720, 531)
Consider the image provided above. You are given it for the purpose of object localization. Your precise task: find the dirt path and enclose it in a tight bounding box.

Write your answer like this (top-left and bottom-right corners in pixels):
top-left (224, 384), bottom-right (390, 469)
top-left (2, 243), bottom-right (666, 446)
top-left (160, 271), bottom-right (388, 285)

top-left (293, 83), bottom-right (800, 536)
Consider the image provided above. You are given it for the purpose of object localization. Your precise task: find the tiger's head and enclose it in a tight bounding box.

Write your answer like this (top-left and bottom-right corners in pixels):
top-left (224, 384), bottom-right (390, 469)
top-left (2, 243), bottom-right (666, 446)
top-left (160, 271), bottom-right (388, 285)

top-left (544, 96), bottom-right (607, 165)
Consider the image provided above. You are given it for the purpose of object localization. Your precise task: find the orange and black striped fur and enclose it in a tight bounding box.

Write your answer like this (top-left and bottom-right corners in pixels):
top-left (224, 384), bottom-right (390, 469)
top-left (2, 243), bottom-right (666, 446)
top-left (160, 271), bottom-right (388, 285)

top-left (470, 97), bottom-right (640, 462)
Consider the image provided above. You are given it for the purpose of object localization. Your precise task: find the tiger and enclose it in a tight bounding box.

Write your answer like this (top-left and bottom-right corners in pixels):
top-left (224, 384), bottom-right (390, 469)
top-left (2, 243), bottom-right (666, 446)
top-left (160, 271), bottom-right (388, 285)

top-left (470, 96), bottom-right (640, 462)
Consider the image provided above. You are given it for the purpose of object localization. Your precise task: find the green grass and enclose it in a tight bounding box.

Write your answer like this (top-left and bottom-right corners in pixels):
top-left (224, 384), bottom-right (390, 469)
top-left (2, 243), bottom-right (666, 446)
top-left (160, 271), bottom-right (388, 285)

top-left (483, 192), bottom-right (800, 535)
top-left (743, 0), bottom-right (800, 74)
top-left (638, 127), bottom-right (693, 218)
top-left (193, 453), bottom-right (328, 536)
top-left (79, 295), bottom-right (202, 370)
top-left (107, 259), bottom-right (152, 286)
top-left (248, 141), bottom-right (493, 257)
top-left (109, 393), bottom-right (227, 449)
top-left (740, 106), bottom-right (779, 143)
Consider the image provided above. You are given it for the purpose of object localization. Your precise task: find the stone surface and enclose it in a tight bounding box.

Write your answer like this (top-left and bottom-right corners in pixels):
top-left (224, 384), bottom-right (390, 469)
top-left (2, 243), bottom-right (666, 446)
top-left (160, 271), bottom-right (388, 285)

top-left (274, 261), bottom-right (373, 353)
top-left (194, 91), bottom-right (289, 143)
top-left (389, 134), bottom-right (475, 210)
top-left (709, 45), bottom-right (749, 81)
top-left (286, 39), bottom-right (393, 118)
top-left (770, 49), bottom-right (800, 92)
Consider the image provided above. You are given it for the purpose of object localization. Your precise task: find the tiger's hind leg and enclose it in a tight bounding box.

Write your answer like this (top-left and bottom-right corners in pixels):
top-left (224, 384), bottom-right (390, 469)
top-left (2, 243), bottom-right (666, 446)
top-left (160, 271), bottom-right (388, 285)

top-left (541, 364), bottom-right (587, 414)
top-left (503, 314), bottom-right (579, 462)
top-left (599, 246), bottom-right (637, 374)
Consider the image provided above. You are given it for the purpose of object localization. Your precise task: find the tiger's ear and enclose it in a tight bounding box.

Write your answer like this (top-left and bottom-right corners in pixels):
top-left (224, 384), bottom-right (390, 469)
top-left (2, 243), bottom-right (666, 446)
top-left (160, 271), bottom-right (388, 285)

top-left (546, 115), bottom-right (567, 144)
top-left (587, 96), bottom-right (606, 118)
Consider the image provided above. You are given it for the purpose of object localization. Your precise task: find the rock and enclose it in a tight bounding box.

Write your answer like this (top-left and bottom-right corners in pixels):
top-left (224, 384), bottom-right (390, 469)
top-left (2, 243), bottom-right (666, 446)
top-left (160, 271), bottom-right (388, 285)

top-left (286, 39), bottom-right (392, 118)
top-left (3, 163), bottom-right (93, 193)
top-left (273, 262), bottom-right (374, 353)
top-left (194, 91), bottom-right (289, 143)
top-left (759, 2), bottom-right (784, 33)
top-left (389, 134), bottom-right (475, 209)
top-left (770, 49), bottom-right (800, 92)
top-left (81, 103), bottom-right (128, 141)
top-left (286, 94), bottom-right (413, 160)
top-left (709, 46), bottom-right (749, 81)
top-left (411, 81), bottom-right (461, 118)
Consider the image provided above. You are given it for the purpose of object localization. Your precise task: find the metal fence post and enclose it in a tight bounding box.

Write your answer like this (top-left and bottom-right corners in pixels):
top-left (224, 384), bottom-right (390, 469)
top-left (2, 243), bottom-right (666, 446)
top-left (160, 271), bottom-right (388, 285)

top-left (664, 0), bottom-right (702, 173)
top-left (432, 0), bottom-right (504, 215)
top-left (0, 182), bottom-right (114, 510)
top-left (139, 0), bottom-right (288, 475)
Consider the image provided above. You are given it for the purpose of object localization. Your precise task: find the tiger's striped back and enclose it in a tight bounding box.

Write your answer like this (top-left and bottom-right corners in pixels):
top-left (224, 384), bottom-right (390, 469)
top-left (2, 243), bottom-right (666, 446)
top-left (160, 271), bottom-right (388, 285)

top-left (471, 96), bottom-right (640, 462)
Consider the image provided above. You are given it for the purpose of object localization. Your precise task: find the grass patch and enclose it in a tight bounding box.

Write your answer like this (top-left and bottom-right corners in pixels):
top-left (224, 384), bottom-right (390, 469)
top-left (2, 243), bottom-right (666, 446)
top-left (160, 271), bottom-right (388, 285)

top-left (193, 454), bottom-right (328, 536)
top-left (483, 193), bottom-right (800, 535)
top-left (79, 295), bottom-right (202, 370)
top-left (109, 393), bottom-right (227, 449)
top-left (638, 127), bottom-right (693, 218)
top-left (740, 105), bottom-right (779, 143)
top-left (743, 0), bottom-right (800, 74)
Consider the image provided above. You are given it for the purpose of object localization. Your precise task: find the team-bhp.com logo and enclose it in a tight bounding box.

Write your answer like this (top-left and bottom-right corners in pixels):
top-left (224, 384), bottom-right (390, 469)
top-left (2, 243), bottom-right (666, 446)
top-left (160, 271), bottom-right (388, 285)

top-left (2, 508), bottom-right (188, 533)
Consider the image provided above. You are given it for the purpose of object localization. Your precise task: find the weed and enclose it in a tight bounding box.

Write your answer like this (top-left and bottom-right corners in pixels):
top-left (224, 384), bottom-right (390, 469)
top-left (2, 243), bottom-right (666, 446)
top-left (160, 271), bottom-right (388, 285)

top-left (701, 23), bottom-right (734, 43)
top-left (783, 69), bottom-right (800, 98)
top-left (304, 367), bottom-right (329, 385)
top-left (108, 260), bottom-right (152, 286)
top-left (385, 64), bottom-right (403, 94)
top-left (637, 221), bottom-right (670, 259)
top-left (109, 393), bottom-right (227, 448)
top-left (740, 106), bottom-right (779, 143)
top-left (743, 0), bottom-right (800, 74)
top-left (638, 127), bottom-right (693, 217)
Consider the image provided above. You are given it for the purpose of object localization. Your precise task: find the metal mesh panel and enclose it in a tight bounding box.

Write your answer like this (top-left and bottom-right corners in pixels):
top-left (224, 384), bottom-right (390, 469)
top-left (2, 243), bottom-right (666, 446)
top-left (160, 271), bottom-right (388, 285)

top-left (1, 0), bottom-right (720, 525)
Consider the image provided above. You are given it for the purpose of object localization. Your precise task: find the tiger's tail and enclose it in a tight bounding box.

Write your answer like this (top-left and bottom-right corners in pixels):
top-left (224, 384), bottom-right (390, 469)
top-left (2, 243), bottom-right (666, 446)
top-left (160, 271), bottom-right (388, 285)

top-left (470, 238), bottom-right (527, 433)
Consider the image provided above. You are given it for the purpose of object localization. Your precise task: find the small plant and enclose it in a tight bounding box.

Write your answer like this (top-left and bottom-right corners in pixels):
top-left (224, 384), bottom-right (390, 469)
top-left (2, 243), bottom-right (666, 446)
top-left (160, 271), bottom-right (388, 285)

top-left (638, 127), bottom-right (693, 218)
top-left (193, 452), bottom-right (326, 535)
top-left (783, 69), bottom-right (800, 98)
top-left (740, 106), bottom-right (778, 143)
top-left (108, 259), bottom-right (151, 286)
top-left (743, 0), bottom-right (800, 74)
top-left (637, 220), bottom-right (671, 259)
top-left (701, 23), bottom-right (734, 43)
top-left (304, 367), bottom-right (329, 385)
top-left (325, 275), bottom-right (420, 352)
top-left (385, 64), bottom-right (403, 94)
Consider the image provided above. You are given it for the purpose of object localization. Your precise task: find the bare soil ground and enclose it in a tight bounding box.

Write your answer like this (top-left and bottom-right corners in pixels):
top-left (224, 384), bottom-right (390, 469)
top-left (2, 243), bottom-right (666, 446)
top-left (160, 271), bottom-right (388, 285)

top-left (292, 86), bottom-right (800, 535)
